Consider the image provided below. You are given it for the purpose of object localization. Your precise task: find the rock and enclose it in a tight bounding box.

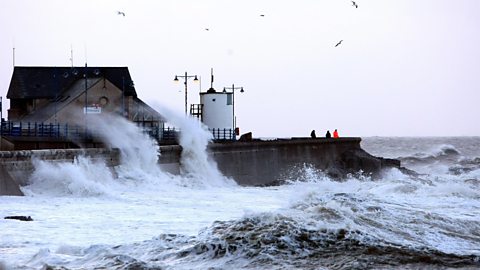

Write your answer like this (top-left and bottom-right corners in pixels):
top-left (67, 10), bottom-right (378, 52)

top-left (340, 148), bottom-right (382, 175)
top-left (4, 215), bottom-right (33, 221)
top-left (339, 148), bottom-right (402, 178)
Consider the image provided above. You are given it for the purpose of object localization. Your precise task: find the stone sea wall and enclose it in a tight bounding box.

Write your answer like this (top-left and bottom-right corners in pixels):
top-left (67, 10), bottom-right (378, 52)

top-left (0, 148), bottom-right (121, 195)
top-left (207, 138), bottom-right (400, 186)
top-left (0, 138), bottom-right (400, 195)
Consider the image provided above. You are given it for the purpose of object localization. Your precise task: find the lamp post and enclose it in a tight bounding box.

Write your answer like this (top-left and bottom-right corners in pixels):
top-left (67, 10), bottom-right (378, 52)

top-left (223, 84), bottom-right (244, 140)
top-left (53, 67), bottom-right (58, 124)
top-left (84, 63), bottom-right (88, 138)
top-left (0, 96), bottom-right (2, 150)
top-left (174, 72), bottom-right (198, 115)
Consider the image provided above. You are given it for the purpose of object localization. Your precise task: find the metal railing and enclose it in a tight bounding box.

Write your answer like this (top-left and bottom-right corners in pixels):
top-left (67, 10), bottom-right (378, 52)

top-left (0, 121), bottom-right (179, 143)
top-left (210, 128), bottom-right (235, 141)
top-left (0, 121), bottom-right (236, 144)
top-left (1, 122), bottom-right (83, 139)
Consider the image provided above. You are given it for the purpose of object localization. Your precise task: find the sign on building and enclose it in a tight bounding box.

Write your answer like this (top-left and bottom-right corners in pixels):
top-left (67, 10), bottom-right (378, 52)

top-left (83, 106), bottom-right (102, 114)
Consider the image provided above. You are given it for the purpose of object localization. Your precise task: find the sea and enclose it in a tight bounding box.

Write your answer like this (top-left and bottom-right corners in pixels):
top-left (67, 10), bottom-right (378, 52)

top-left (1, 118), bottom-right (479, 269)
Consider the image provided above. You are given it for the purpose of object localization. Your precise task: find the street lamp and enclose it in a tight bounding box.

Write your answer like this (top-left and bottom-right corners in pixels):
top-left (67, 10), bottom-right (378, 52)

top-left (0, 96), bottom-right (2, 150)
top-left (174, 72), bottom-right (198, 115)
top-left (223, 84), bottom-right (244, 140)
top-left (84, 63), bottom-right (88, 137)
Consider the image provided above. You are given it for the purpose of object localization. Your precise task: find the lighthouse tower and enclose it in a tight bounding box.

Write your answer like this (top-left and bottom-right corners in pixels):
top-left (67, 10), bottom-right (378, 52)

top-left (192, 69), bottom-right (234, 140)
top-left (199, 86), bottom-right (233, 140)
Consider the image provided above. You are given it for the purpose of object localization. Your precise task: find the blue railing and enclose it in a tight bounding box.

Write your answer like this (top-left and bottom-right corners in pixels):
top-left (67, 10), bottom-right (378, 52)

top-left (0, 121), bottom-right (236, 143)
top-left (1, 122), bottom-right (83, 139)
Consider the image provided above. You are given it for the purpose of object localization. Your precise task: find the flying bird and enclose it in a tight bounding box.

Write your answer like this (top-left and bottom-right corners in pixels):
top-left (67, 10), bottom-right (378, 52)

top-left (335, 40), bottom-right (343, 47)
top-left (260, 14), bottom-right (265, 17)
top-left (205, 28), bottom-right (210, 31)
top-left (351, 1), bottom-right (358, 8)
top-left (117, 11), bottom-right (126, 16)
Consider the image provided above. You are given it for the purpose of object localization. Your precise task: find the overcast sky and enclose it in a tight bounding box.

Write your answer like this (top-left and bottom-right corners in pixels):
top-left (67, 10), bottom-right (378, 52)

top-left (1, 0), bottom-right (479, 137)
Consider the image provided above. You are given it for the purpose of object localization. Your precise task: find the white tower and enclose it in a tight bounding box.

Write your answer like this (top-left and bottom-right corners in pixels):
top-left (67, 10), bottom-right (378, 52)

top-left (200, 87), bottom-right (233, 139)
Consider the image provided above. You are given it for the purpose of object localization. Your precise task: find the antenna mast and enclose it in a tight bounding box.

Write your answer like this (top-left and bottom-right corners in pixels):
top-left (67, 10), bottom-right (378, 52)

top-left (70, 45), bottom-right (74, 67)
top-left (210, 68), bottom-right (214, 89)
top-left (12, 37), bottom-right (15, 68)
top-left (84, 43), bottom-right (88, 64)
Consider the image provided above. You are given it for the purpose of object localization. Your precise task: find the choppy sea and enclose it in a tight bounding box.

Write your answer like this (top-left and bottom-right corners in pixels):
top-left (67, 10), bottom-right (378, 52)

top-left (1, 119), bottom-right (479, 270)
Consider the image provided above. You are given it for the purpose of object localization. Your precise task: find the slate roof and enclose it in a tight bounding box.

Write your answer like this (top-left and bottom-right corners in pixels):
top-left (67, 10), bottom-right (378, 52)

top-left (7, 66), bottom-right (137, 99)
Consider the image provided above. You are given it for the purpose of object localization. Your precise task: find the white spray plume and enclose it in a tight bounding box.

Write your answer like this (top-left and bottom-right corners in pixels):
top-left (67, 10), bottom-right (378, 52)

top-left (24, 157), bottom-right (116, 197)
top-left (86, 114), bottom-right (171, 184)
top-left (153, 104), bottom-right (236, 187)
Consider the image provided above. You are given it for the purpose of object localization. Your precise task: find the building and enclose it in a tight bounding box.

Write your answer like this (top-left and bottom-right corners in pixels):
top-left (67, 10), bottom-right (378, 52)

top-left (2, 66), bottom-right (166, 150)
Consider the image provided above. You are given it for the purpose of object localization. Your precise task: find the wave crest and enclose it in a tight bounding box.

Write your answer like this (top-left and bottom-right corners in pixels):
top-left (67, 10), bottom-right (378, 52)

top-left (23, 157), bottom-right (116, 197)
top-left (400, 144), bottom-right (461, 164)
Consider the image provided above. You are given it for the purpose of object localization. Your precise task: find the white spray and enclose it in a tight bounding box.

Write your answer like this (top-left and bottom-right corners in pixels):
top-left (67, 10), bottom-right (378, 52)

top-left (24, 156), bottom-right (117, 197)
top-left (25, 108), bottom-right (234, 196)
top-left (154, 105), bottom-right (236, 187)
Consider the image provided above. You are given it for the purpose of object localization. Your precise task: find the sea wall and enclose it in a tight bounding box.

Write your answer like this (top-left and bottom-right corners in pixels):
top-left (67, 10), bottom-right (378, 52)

top-left (207, 138), bottom-right (399, 186)
top-left (0, 148), bottom-right (120, 195)
top-left (0, 138), bottom-right (400, 195)
top-left (155, 137), bottom-right (400, 186)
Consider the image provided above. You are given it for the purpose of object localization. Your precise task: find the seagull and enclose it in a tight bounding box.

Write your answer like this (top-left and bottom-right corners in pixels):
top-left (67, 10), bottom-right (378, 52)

top-left (117, 11), bottom-right (126, 16)
top-left (260, 14), bottom-right (265, 17)
top-left (335, 40), bottom-right (343, 47)
top-left (351, 1), bottom-right (358, 8)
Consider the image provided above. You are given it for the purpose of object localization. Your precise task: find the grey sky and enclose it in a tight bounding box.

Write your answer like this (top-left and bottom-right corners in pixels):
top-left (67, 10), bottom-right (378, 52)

top-left (1, 0), bottom-right (479, 137)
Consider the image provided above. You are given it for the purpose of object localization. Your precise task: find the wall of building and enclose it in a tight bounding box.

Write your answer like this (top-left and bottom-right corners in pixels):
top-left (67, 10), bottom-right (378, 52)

top-left (48, 79), bottom-right (124, 124)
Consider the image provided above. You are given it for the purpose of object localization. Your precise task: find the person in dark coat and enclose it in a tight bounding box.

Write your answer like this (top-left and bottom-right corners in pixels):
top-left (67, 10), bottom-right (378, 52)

top-left (310, 130), bottom-right (316, 138)
top-left (325, 130), bottom-right (331, 138)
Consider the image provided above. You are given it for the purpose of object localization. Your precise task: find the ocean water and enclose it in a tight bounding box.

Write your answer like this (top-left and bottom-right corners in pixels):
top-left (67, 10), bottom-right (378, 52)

top-left (1, 121), bottom-right (479, 269)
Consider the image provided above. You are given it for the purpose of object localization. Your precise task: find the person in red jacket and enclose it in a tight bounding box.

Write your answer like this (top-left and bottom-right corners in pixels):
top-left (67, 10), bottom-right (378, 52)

top-left (333, 129), bottom-right (339, 138)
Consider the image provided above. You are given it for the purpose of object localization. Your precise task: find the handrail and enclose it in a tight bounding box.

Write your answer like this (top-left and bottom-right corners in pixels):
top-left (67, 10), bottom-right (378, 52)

top-left (0, 121), bottom-right (236, 143)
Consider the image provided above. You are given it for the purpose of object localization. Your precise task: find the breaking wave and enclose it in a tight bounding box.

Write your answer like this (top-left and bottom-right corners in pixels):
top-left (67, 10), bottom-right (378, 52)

top-left (27, 209), bottom-right (480, 270)
top-left (19, 170), bottom-right (480, 270)
top-left (22, 156), bottom-right (117, 197)
top-left (22, 111), bottom-right (235, 197)
top-left (399, 144), bottom-right (461, 165)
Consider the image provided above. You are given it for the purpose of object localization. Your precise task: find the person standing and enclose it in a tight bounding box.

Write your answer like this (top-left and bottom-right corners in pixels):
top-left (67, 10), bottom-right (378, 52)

top-left (310, 130), bottom-right (317, 138)
top-left (325, 130), bottom-right (331, 138)
top-left (333, 129), bottom-right (339, 138)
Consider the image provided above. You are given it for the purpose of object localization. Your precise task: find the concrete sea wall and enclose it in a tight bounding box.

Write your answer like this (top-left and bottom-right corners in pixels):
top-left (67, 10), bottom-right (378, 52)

top-left (0, 148), bottom-right (120, 195)
top-left (0, 138), bottom-right (400, 195)
top-left (207, 138), bottom-right (399, 186)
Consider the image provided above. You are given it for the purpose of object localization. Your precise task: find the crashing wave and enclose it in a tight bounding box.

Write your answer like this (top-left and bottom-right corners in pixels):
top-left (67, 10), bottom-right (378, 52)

top-left (399, 144), bottom-right (461, 164)
top-left (32, 213), bottom-right (480, 270)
